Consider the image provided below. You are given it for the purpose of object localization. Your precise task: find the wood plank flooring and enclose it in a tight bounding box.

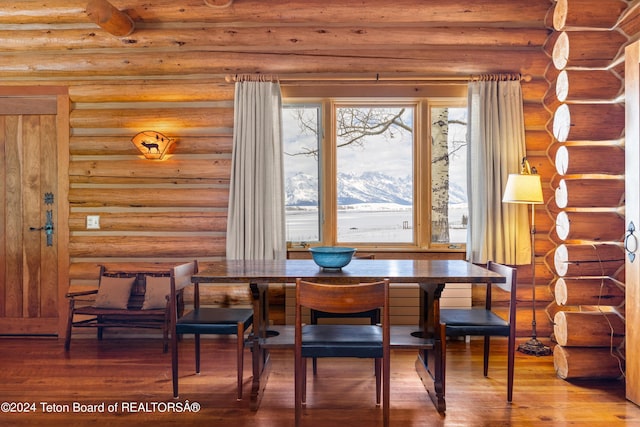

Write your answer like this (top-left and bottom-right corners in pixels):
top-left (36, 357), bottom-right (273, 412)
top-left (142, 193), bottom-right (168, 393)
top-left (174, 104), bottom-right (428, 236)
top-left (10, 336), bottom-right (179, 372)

top-left (0, 335), bottom-right (638, 426)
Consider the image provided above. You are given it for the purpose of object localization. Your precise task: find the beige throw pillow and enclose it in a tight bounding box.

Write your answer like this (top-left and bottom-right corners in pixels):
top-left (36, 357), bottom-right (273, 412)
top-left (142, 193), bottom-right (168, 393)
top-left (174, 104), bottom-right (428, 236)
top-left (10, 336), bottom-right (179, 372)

top-left (142, 276), bottom-right (171, 310)
top-left (93, 276), bottom-right (135, 309)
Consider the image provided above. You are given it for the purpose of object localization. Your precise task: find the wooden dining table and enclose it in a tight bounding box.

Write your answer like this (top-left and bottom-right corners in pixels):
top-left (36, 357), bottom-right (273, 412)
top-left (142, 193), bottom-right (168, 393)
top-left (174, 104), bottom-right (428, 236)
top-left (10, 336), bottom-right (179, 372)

top-left (192, 258), bottom-right (505, 414)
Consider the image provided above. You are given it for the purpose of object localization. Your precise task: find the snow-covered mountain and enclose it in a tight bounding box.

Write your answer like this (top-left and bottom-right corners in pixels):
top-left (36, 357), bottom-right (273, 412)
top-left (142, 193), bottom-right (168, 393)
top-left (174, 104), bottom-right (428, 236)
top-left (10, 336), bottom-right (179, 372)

top-left (285, 171), bottom-right (466, 207)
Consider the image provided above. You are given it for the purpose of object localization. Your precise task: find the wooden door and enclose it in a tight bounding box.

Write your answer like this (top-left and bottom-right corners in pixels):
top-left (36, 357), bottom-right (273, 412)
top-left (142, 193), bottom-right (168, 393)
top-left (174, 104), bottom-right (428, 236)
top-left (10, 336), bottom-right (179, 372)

top-left (0, 88), bottom-right (69, 335)
top-left (625, 42), bottom-right (640, 406)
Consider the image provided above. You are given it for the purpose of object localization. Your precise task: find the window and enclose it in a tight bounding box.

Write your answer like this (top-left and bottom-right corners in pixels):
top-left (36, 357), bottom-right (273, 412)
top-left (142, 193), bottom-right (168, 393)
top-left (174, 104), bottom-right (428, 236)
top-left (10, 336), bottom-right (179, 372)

top-left (335, 104), bottom-right (414, 244)
top-left (283, 105), bottom-right (321, 243)
top-left (283, 88), bottom-right (467, 251)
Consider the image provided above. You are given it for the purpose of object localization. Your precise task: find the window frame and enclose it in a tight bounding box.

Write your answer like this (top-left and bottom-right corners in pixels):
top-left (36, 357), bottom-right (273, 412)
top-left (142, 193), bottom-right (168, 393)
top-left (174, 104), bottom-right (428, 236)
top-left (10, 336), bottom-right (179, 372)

top-left (282, 83), bottom-right (467, 252)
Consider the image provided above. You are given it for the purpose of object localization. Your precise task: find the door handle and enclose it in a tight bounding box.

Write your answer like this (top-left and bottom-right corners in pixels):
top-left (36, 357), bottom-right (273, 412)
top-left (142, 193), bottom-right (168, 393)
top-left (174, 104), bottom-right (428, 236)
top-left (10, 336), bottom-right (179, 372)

top-left (29, 193), bottom-right (55, 247)
top-left (625, 221), bottom-right (637, 263)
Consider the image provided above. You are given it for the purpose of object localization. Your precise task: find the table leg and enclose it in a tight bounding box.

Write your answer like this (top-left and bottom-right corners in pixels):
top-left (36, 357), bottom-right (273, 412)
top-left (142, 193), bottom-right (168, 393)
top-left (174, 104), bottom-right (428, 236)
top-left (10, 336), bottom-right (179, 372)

top-left (415, 282), bottom-right (446, 413)
top-left (249, 282), bottom-right (271, 411)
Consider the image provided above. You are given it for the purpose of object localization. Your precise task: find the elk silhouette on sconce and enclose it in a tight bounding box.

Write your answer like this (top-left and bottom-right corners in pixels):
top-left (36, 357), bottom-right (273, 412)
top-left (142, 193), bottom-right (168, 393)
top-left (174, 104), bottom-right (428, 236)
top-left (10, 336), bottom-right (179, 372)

top-left (141, 140), bottom-right (160, 153)
top-left (131, 130), bottom-right (174, 160)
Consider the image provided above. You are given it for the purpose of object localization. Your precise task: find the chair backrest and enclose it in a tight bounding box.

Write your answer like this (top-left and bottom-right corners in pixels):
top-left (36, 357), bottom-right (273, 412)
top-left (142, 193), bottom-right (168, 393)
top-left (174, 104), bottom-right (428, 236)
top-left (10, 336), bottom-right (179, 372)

top-left (171, 260), bottom-right (198, 291)
top-left (296, 279), bottom-right (389, 316)
top-left (169, 260), bottom-right (198, 323)
top-left (486, 260), bottom-right (517, 322)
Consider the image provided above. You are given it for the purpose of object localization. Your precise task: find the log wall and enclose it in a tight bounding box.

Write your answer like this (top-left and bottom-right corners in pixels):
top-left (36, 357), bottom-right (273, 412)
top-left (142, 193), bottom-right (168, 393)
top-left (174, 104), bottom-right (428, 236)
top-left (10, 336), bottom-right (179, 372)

top-left (0, 1), bottom-right (632, 343)
top-left (546, 0), bottom-right (630, 381)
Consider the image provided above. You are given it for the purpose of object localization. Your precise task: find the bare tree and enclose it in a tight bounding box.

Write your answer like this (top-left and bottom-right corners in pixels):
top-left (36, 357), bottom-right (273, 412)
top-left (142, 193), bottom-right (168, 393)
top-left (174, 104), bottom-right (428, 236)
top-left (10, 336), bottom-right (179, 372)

top-left (431, 108), bottom-right (451, 242)
top-left (286, 107), bottom-right (411, 158)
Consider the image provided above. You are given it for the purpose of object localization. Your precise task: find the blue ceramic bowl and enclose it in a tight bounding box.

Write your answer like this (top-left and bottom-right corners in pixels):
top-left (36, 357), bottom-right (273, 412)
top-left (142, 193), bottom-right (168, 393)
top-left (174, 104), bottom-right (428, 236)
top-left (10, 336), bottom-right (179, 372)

top-left (309, 246), bottom-right (357, 269)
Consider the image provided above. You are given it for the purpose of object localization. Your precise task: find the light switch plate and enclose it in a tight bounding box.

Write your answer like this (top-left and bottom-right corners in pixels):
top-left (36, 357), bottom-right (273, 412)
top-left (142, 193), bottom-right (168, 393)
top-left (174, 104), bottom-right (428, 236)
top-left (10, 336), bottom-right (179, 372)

top-left (86, 215), bottom-right (100, 229)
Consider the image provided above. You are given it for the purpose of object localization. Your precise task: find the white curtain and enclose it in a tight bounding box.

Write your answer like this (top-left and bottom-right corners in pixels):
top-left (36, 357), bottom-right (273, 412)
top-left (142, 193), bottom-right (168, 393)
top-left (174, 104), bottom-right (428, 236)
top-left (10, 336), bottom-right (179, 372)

top-left (226, 80), bottom-right (286, 260)
top-left (466, 80), bottom-right (531, 265)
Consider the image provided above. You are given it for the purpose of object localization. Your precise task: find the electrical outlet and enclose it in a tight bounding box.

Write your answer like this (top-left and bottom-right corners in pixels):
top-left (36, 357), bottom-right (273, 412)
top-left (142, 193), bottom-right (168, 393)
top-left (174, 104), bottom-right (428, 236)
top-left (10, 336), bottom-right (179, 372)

top-left (86, 215), bottom-right (100, 229)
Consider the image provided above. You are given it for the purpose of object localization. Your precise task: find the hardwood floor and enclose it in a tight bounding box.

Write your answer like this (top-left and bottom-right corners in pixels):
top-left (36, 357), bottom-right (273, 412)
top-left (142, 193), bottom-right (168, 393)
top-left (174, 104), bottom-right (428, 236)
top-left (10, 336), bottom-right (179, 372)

top-left (0, 335), bottom-right (638, 426)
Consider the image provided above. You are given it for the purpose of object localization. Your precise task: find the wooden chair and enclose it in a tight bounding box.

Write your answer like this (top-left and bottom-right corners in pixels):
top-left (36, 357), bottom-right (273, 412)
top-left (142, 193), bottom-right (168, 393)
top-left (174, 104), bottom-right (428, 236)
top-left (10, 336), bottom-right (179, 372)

top-left (309, 254), bottom-right (379, 374)
top-left (170, 260), bottom-right (253, 400)
top-left (440, 260), bottom-right (517, 402)
top-left (295, 278), bottom-right (390, 427)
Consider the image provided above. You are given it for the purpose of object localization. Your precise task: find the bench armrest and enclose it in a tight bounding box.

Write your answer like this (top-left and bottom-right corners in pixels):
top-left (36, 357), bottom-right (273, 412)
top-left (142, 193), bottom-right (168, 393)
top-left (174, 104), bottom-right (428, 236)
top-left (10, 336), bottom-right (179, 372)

top-left (66, 289), bottom-right (99, 299)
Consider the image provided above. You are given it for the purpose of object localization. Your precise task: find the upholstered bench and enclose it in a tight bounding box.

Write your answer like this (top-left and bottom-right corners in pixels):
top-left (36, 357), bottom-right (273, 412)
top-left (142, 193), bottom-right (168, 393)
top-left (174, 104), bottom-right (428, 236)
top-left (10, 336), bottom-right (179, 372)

top-left (64, 267), bottom-right (183, 352)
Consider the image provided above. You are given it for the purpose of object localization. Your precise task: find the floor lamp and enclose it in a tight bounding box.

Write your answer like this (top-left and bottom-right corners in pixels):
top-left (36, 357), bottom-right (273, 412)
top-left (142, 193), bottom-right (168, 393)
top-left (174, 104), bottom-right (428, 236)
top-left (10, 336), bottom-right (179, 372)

top-left (502, 158), bottom-right (552, 356)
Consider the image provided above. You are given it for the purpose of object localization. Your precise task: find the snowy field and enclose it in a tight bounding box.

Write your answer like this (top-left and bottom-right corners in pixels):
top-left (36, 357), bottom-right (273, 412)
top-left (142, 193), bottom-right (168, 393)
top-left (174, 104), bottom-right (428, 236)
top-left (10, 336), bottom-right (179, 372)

top-left (286, 204), bottom-right (467, 244)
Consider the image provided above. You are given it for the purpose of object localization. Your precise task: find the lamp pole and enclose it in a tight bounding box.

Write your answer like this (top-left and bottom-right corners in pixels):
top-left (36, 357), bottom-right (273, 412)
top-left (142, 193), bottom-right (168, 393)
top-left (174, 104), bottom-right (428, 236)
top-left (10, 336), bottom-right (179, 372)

top-left (502, 158), bottom-right (551, 356)
top-left (517, 202), bottom-right (551, 356)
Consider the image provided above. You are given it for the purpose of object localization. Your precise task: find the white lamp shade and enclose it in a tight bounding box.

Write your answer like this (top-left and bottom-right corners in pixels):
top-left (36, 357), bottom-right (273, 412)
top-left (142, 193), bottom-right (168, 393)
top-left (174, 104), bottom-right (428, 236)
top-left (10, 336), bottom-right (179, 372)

top-left (502, 173), bottom-right (543, 204)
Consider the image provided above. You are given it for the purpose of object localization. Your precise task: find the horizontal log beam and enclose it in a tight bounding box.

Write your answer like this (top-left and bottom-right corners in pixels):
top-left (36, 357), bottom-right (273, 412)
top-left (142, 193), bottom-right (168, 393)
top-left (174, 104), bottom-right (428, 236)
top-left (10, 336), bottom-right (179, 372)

top-left (0, 0), bottom-right (552, 26)
top-left (68, 187), bottom-right (229, 208)
top-left (68, 83), bottom-right (235, 103)
top-left (553, 310), bottom-right (625, 347)
top-left (555, 178), bottom-right (625, 209)
top-left (554, 345), bottom-right (623, 380)
top-left (70, 107), bottom-right (234, 129)
top-left (553, 70), bottom-right (623, 103)
top-left (552, 103), bottom-right (625, 142)
top-left (525, 130), bottom-right (554, 152)
top-left (69, 159), bottom-right (231, 180)
top-left (523, 103), bottom-right (551, 129)
top-left (516, 306), bottom-right (554, 338)
top-left (555, 145), bottom-right (625, 176)
top-left (555, 210), bottom-right (625, 242)
top-left (554, 243), bottom-right (625, 277)
top-left (554, 277), bottom-right (625, 306)
top-left (0, 26), bottom-right (549, 52)
top-left (69, 236), bottom-right (224, 257)
top-left (553, 0), bottom-right (628, 31)
top-left (68, 211), bottom-right (227, 232)
top-left (550, 30), bottom-right (628, 69)
top-left (0, 50), bottom-right (550, 79)
top-left (544, 69), bottom-right (623, 110)
top-left (205, 0), bottom-right (234, 7)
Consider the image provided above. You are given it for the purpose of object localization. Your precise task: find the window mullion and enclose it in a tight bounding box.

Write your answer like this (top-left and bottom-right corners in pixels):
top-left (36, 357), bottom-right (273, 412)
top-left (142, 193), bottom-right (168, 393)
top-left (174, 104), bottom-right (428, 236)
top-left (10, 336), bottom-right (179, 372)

top-left (416, 101), bottom-right (430, 248)
top-left (322, 100), bottom-right (337, 245)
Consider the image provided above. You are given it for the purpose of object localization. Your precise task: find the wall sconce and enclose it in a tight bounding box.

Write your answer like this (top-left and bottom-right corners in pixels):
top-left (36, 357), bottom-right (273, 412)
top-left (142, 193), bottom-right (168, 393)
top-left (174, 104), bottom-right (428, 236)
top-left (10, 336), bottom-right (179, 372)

top-left (131, 131), bottom-right (174, 160)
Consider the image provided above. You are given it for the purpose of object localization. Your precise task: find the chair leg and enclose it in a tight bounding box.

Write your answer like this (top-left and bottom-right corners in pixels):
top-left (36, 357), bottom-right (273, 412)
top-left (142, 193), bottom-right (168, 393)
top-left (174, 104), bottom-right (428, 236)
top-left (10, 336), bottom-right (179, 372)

top-left (172, 328), bottom-right (179, 398)
top-left (375, 358), bottom-right (381, 406)
top-left (302, 358), bottom-right (307, 404)
top-left (64, 301), bottom-right (74, 351)
top-left (195, 334), bottom-right (201, 373)
top-left (507, 334), bottom-right (515, 402)
top-left (97, 316), bottom-right (104, 341)
top-left (295, 354), bottom-right (303, 426)
top-left (162, 322), bottom-right (169, 353)
top-left (483, 336), bottom-right (490, 377)
top-left (236, 323), bottom-right (245, 400)
top-left (383, 353), bottom-right (390, 427)
top-left (310, 310), bottom-right (318, 376)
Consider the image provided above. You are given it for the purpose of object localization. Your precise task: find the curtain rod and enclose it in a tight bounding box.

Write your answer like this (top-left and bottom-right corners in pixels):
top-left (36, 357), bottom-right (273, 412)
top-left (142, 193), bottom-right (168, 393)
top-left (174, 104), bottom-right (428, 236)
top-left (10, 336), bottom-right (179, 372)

top-left (225, 73), bottom-right (532, 83)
